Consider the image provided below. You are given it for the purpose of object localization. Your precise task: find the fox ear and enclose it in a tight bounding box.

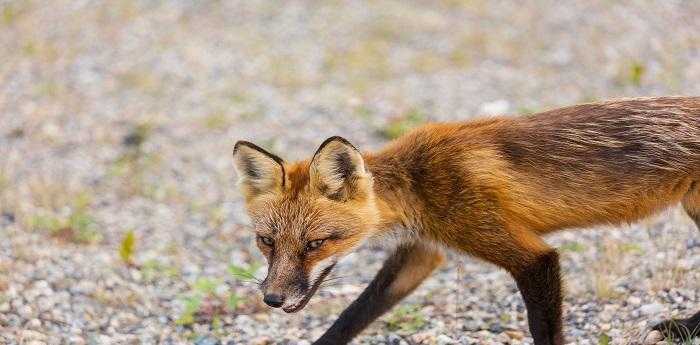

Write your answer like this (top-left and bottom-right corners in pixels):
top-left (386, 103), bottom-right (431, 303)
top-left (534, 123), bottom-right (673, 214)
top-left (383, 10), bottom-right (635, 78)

top-left (233, 141), bottom-right (285, 201)
top-left (310, 136), bottom-right (370, 201)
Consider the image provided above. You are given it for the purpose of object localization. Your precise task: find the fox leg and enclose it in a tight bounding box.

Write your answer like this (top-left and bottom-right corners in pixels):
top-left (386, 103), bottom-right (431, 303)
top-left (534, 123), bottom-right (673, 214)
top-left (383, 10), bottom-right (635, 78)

top-left (458, 228), bottom-right (564, 345)
top-left (652, 182), bottom-right (700, 339)
top-left (313, 242), bottom-right (444, 345)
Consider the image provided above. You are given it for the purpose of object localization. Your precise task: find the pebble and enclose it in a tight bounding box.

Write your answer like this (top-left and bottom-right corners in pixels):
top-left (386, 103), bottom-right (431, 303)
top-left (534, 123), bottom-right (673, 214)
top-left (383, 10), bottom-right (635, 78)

top-left (68, 336), bottom-right (86, 345)
top-left (251, 337), bottom-right (273, 345)
top-left (643, 330), bottom-right (663, 344)
top-left (20, 330), bottom-right (47, 341)
top-left (194, 336), bottom-right (221, 345)
top-left (640, 303), bottom-right (664, 316)
top-left (436, 334), bottom-right (456, 345)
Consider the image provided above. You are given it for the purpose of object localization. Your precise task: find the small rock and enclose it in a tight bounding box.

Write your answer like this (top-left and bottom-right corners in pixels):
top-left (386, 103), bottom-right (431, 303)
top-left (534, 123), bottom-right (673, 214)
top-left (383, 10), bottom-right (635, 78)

top-left (18, 305), bottom-right (33, 318)
top-left (628, 296), bottom-right (642, 306)
top-left (436, 334), bottom-right (455, 345)
top-left (251, 337), bottom-right (273, 345)
top-left (194, 336), bottom-right (221, 345)
top-left (387, 333), bottom-right (402, 345)
top-left (640, 303), bottom-right (664, 316)
top-left (488, 322), bottom-right (504, 333)
top-left (68, 336), bottom-right (86, 345)
top-left (1, 212), bottom-right (14, 223)
top-left (643, 330), bottom-right (663, 344)
top-left (20, 330), bottom-right (47, 341)
top-left (27, 318), bottom-right (41, 329)
top-left (504, 330), bottom-right (524, 340)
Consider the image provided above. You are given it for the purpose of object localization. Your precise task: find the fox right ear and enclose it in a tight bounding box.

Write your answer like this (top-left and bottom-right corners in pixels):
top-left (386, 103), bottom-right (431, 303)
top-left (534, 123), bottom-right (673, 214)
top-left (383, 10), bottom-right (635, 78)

top-left (233, 141), bottom-right (285, 201)
top-left (309, 136), bottom-right (370, 201)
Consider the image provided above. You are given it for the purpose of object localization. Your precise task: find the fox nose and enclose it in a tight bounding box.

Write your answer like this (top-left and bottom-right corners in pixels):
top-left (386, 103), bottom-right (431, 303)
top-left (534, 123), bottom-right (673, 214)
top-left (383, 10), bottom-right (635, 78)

top-left (263, 293), bottom-right (285, 308)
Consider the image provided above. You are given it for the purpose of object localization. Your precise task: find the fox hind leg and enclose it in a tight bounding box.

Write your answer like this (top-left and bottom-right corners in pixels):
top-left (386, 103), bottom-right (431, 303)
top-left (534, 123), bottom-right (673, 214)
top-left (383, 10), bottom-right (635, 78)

top-left (652, 182), bottom-right (700, 339)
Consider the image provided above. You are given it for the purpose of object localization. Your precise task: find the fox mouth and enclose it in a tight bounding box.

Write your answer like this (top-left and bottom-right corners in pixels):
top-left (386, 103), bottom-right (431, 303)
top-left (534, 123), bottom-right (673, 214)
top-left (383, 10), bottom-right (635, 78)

top-left (282, 263), bottom-right (336, 313)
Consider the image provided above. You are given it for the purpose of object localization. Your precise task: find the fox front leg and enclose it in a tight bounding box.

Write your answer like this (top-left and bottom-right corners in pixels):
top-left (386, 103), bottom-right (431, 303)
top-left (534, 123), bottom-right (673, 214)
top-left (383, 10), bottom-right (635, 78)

top-left (456, 227), bottom-right (564, 345)
top-left (312, 242), bottom-right (443, 345)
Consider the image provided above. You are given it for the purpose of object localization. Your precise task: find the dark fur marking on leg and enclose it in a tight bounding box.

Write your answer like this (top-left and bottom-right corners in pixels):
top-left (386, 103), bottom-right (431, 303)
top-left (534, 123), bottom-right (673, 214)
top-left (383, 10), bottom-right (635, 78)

top-left (513, 250), bottom-right (564, 345)
top-left (313, 245), bottom-right (414, 345)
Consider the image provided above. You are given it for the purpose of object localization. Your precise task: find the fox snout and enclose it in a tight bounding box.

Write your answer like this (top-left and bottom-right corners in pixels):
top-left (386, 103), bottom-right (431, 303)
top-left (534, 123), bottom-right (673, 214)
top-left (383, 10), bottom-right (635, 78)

top-left (260, 258), bottom-right (310, 311)
top-left (260, 277), bottom-right (308, 310)
top-left (260, 254), bottom-right (338, 313)
top-left (262, 293), bottom-right (285, 308)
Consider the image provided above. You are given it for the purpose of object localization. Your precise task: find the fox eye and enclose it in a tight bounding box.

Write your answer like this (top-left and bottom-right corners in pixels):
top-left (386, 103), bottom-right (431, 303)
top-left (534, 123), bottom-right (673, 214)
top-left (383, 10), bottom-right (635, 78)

top-left (306, 239), bottom-right (325, 251)
top-left (259, 236), bottom-right (274, 246)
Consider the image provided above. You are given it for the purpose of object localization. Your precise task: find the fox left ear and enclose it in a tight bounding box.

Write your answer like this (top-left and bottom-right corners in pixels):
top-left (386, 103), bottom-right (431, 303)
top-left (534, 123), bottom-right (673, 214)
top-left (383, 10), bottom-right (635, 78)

top-left (233, 141), bottom-right (286, 201)
top-left (310, 136), bottom-right (371, 201)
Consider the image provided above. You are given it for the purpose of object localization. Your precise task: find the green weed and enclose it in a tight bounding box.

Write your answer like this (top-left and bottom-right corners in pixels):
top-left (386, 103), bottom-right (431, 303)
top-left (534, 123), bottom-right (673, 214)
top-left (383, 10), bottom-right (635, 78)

top-left (386, 305), bottom-right (426, 333)
top-left (560, 242), bottom-right (587, 253)
top-left (141, 259), bottom-right (179, 282)
top-left (629, 61), bottom-right (645, 86)
top-left (228, 262), bottom-right (262, 281)
top-left (119, 230), bottom-right (136, 265)
top-left (29, 193), bottom-right (102, 244)
top-left (176, 263), bottom-right (260, 326)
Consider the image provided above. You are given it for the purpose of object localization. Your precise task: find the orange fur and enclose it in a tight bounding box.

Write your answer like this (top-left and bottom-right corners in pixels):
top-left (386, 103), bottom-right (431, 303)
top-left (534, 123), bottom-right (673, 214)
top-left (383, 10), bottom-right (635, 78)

top-left (233, 96), bottom-right (700, 343)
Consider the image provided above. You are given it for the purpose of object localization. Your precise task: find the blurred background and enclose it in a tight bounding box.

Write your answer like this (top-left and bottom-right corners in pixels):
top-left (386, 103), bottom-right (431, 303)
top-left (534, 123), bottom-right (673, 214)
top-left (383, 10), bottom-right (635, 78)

top-left (1, 1), bottom-right (700, 344)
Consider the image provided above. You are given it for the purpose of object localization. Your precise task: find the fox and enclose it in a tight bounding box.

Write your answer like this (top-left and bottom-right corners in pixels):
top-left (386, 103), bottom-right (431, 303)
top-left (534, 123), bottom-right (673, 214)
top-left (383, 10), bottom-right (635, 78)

top-left (232, 96), bottom-right (700, 345)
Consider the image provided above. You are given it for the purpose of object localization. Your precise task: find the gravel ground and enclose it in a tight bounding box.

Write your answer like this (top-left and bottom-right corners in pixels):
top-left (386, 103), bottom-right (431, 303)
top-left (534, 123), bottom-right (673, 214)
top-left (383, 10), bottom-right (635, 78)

top-left (1, 1), bottom-right (700, 344)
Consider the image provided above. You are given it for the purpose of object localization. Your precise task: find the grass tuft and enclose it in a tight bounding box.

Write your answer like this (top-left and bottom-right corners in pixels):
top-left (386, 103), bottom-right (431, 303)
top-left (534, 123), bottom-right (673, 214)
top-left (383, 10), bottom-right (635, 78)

top-left (385, 305), bottom-right (426, 333)
top-left (29, 192), bottom-right (102, 244)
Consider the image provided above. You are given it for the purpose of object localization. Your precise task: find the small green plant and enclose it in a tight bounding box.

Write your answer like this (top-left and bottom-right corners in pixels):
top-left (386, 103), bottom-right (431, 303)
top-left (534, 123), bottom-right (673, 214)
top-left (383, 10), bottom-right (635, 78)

top-left (29, 214), bottom-right (62, 232)
top-left (176, 277), bottom-right (221, 326)
top-left (386, 305), bottom-right (426, 333)
top-left (119, 230), bottom-right (136, 265)
top-left (141, 259), bottom-right (179, 282)
top-left (629, 61), bottom-right (645, 86)
top-left (228, 293), bottom-right (244, 310)
top-left (30, 193), bottom-right (102, 244)
top-left (379, 109), bottom-right (427, 139)
top-left (560, 242), bottom-right (586, 253)
top-left (176, 264), bottom-right (259, 327)
top-left (619, 243), bottom-right (643, 254)
top-left (177, 295), bottom-right (204, 326)
top-left (228, 262), bottom-right (262, 281)
top-left (598, 333), bottom-right (611, 345)
top-left (2, 3), bottom-right (21, 26)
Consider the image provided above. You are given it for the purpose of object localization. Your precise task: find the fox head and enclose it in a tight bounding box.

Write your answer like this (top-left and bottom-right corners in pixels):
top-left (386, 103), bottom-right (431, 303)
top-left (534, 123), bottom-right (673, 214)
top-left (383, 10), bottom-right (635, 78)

top-left (232, 136), bottom-right (379, 312)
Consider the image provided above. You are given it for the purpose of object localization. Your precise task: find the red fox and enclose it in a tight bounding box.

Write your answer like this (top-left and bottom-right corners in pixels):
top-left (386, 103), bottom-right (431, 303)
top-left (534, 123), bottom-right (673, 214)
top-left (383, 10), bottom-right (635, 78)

top-left (232, 97), bottom-right (700, 345)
